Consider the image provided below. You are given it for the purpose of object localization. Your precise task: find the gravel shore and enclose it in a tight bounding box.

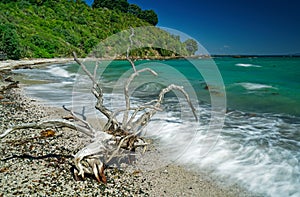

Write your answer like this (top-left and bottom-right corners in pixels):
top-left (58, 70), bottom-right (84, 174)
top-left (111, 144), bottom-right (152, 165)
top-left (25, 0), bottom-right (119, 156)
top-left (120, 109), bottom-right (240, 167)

top-left (0, 58), bottom-right (73, 71)
top-left (0, 62), bottom-right (258, 196)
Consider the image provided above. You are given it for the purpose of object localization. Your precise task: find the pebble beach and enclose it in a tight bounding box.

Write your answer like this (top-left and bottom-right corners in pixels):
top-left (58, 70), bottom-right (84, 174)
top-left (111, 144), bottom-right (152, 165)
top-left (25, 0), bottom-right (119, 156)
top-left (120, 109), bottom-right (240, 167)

top-left (0, 60), bottom-right (257, 196)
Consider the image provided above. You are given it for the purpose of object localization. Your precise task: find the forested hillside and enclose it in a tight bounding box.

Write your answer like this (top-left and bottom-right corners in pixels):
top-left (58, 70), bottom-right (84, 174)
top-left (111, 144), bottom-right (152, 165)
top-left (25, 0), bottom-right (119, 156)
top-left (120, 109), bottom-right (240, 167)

top-left (0, 0), bottom-right (193, 59)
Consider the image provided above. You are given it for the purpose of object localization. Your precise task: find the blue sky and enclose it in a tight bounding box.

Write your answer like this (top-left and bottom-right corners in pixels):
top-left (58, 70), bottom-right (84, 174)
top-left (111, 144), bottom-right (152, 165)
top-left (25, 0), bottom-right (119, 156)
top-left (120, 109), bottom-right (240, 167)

top-left (85, 0), bottom-right (300, 55)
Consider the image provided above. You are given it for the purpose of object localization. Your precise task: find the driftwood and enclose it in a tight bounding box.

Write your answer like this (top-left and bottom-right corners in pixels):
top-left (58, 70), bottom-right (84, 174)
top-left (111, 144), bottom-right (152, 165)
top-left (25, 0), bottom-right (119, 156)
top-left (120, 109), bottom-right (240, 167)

top-left (0, 31), bottom-right (198, 183)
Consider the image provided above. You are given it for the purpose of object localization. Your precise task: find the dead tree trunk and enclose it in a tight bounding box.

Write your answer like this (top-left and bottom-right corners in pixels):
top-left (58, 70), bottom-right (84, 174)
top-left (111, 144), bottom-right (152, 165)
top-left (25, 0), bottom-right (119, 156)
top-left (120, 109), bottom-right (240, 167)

top-left (0, 32), bottom-right (198, 183)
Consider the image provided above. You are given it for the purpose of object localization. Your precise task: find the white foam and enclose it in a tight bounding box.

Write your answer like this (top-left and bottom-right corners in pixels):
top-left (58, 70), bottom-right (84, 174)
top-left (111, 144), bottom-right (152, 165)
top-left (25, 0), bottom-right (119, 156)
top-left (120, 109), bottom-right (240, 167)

top-left (237, 82), bottom-right (277, 90)
top-left (47, 66), bottom-right (76, 78)
top-left (169, 111), bottom-right (300, 197)
top-left (235, 63), bottom-right (261, 67)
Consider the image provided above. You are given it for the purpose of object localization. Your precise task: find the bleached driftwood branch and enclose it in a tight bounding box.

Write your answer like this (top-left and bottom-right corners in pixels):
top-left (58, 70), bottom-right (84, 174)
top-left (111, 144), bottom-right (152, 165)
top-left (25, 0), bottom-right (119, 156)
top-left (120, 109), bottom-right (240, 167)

top-left (73, 52), bottom-right (119, 130)
top-left (0, 119), bottom-right (94, 138)
top-left (126, 27), bottom-right (136, 73)
top-left (0, 28), bottom-right (198, 184)
top-left (122, 68), bottom-right (158, 127)
top-left (129, 84), bottom-right (198, 133)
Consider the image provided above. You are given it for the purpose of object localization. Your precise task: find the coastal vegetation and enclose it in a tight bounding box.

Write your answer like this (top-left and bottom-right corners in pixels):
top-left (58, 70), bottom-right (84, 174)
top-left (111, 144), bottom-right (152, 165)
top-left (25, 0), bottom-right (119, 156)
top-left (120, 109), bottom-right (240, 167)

top-left (0, 0), bottom-right (195, 59)
top-left (92, 0), bottom-right (158, 25)
top-left (184, 38), bottom-right (198, 56)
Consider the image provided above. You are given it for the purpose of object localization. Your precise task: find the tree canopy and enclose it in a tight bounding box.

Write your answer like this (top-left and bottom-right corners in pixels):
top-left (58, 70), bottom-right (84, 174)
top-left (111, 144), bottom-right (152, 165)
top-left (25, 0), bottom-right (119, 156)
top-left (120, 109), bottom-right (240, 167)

top-left (0, 23), bottom-right (21, 60)
top-left (92, 0), bottom-right (158, 26)
top-left (184, 39), bottom-right (198, 56)
top-left (0, 0), bottom-right (150, 58)
top-left (92, 0), bottom-right (129, 13)
top-left (127, 4), bottom-right (142, 16)
top-left (138, 10), bottom-right (158, 26)
top-left (0, 0), bottom-right (196, 59)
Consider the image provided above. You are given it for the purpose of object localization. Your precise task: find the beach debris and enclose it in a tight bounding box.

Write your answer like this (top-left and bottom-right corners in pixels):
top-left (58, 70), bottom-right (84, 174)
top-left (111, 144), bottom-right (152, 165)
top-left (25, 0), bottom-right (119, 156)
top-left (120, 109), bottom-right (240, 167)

top-left (0, 29), bottom-right (198, 183)
top-left (40, 129), bottom-right (56, 137)
top-left (0, 167), bottom-right (9, 173)
top-left (62, 115), bottom-right (75, 120)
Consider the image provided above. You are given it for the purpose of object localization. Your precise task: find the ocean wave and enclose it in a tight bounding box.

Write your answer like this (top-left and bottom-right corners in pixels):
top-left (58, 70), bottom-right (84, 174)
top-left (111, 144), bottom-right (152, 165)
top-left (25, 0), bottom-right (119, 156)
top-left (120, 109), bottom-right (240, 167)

top-left (235, 63), bottom-right (262, 67)
top-left (47, 65), bottom-right (76, 78)
top-left (236, 82), bottom-right (277, 90)
top-left (174, 110), bottom-right (300, 197)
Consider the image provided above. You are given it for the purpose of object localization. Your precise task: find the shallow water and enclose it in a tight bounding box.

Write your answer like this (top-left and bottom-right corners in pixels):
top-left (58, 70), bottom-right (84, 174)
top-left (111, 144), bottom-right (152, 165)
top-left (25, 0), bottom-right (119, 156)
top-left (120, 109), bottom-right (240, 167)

top-left (14, 57), bottom-right (300, 197)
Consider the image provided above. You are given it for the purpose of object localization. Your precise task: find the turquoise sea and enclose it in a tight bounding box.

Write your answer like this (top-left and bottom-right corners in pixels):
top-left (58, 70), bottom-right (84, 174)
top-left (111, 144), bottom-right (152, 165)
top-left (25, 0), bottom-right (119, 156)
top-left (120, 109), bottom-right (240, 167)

top-left (217, 57), bottom-right (300, 116)
top-left (14, 57), bottom-right (300, 197)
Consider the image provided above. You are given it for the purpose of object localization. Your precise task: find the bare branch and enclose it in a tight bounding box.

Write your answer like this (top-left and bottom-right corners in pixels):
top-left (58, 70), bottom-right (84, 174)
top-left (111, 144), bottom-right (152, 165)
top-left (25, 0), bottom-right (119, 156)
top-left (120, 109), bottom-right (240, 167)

top-left (104, 104), bottom-right (162, 132)
top-left (0, 119), bottom-right (94, 138)
top-left (93, 61), bottom-right (99, 79)
top-left (131, 84), bottom-right (198, 132)
top-left (105, 133), bottom-right (148, 164)
top-left (131, 111), bottom-right (152, 133)
top-left (72, 52), bottom-right (119, 129)
top-left (122, 68), bottom-right (158, 126)
top-left (125, 105), bottom-right (162, 131)
top-left (157, 84), bottom-right (198, 121)
top-left (105, 134), bottom-right (134, 164)
top-left (73, 52), bottom-right (97, 84)
top-left (63, 106), bottom-right (96, 134)
top-left (126, 27), bottom-right (136, 73)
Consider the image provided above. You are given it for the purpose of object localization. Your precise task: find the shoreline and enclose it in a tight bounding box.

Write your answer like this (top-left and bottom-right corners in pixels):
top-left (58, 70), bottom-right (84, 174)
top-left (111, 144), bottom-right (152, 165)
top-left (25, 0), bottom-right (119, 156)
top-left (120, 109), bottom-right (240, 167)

top-left (1, 54), bottom-right (298, 72)
top-left (1, 53), bottom-right (298, 70)
top-left (0, 63), bottom-right (258, 196)
top-left (0, 55), bottom-right (205, 71)
top-left (0, 58), bottom-right (74, 71)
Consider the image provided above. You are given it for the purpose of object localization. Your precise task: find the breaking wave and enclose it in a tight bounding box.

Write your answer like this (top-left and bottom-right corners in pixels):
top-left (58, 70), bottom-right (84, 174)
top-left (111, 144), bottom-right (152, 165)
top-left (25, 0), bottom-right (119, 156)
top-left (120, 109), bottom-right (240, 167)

top-left (235, 63), bottom-right (262, 67)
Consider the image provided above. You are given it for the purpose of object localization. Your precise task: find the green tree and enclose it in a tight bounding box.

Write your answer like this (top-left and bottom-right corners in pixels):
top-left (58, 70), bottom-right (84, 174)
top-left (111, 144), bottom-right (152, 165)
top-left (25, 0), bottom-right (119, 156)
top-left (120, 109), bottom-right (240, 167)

top-left (127, 4), bottom-right (142, 17)
top-left (183, 38), bottom-right (198, 55)
top-left (92, 0), bottom-right (158, 26)
top-left (138, 10), bottom-right (158, 26)
top-left (1, 0), bottom-right (18, 3)
top-left (92, 0), bottom-right (129, 13)
top-left (27, 0), bottom-right (46, 5)
top-left (0, 23), bottom-right (21, 60)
